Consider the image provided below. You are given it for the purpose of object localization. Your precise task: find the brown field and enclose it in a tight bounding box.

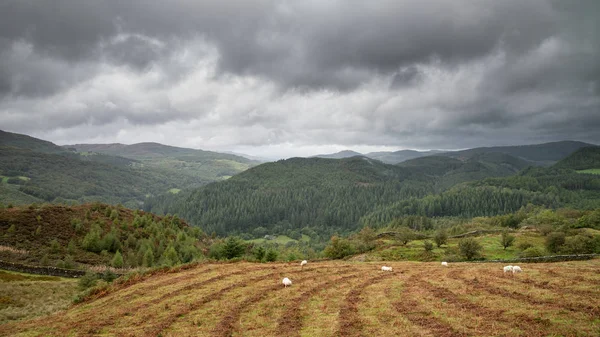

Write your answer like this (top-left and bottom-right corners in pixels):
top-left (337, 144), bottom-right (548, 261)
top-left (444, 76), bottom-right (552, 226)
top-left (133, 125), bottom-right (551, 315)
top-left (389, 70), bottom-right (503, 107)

top-left (1, 260), bottom-right (599, 337)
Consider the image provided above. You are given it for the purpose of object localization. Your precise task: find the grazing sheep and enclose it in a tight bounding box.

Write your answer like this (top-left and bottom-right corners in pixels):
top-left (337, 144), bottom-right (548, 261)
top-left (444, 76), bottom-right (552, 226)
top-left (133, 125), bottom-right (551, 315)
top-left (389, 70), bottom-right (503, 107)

top-left (300, 260), bottom-right (307, 268)
top-left (441, 262), bottom-right (448, 267)
top-left (503, 265), bottom-right (513, 273)
top-left (381, 266), bottom-right (393, 272)
top-left (282, 277), bottom-right (292, 287)
top-left (512, 266), bottom-right (523, 274)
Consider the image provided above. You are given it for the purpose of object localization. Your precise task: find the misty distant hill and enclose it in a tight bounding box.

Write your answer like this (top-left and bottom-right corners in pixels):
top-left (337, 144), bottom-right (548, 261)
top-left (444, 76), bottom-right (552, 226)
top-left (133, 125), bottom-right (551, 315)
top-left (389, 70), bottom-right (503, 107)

top-left (0, 130), bottom-right (65, 154)
top-left (365, 149), bottom-right (442, 164)
top-left (313, 150), bottom-right (363, 159)
top-left (553, 146), bottom-right (600, 170)
top-left (438, 141), bottom-right (595, 166)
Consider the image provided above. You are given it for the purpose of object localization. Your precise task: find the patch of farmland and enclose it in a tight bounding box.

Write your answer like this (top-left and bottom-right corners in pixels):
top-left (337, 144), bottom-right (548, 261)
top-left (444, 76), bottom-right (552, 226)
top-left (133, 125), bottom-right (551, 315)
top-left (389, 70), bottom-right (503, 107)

top-left (0, 260), bottom-right (599, 336)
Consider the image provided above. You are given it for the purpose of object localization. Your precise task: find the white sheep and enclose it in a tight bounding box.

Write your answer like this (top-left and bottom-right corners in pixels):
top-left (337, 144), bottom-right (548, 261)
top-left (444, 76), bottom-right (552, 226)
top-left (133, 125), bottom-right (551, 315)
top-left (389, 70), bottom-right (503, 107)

top-left (512, 266), bottom-right (523, 274)
top-left (381, 266), bottom-right (393, 272)
top-left (441, 262), bottom-right (448, 267)
top-left (503, 265), bottom-right (513, 273)
top-left (300, 260), bottom-right (307, 268)
top-left (282, 277), bottom-right (292, 287)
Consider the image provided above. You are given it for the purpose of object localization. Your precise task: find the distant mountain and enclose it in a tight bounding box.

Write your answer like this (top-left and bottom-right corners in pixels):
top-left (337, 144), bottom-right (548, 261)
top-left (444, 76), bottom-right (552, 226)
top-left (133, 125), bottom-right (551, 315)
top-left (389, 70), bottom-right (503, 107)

top-left (0, 131), bottom-right (257, 207)
top-left (553, 146), bottom-right (600, 170)
top-left (66, 142), bottom-right (258, 183)
top-left (398, 152), bottom-right (533, 191)
top-left (0, 130), bottom-right (65, 154)
top-left (365, 149), bottom-right (442, 164)
top-left (438, 141), bottom-right (595, 166)
top-left (313, 150), bottom-right (363, 159)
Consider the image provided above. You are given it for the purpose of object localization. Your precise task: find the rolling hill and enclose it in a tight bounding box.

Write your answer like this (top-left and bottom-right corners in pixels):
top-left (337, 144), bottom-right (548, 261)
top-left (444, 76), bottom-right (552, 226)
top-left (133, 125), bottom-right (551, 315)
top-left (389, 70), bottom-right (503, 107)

top-left (365, 149), bottom-right (441, 164)
top-left (553, 146), bottom-right (600, 171)
top-left (0, 203), bottom-right (206, 268)
top-left (0, 131), bottom-right (258, 207)
top-left (438, 140), bottom-right (595, 166)
top-left (313, 150), bottom-right (363, 159)
top-left (65, 142), bottom-right (258, 184)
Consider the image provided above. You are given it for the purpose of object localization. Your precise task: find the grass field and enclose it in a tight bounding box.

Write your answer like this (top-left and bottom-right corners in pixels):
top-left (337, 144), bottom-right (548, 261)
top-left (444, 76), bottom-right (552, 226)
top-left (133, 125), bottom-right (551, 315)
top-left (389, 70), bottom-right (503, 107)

top-left (577, 169), bottom-right (600, 175)
top-left (1, 259), bottom-right (599, 336)
top-left (0, 271), bottom-right (78, 324)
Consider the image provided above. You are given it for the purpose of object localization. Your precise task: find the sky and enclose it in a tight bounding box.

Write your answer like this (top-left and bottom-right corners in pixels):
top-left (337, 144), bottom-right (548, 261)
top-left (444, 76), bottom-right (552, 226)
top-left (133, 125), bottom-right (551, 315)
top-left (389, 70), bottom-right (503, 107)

top-left (0, 1), bottom-right (599, 159)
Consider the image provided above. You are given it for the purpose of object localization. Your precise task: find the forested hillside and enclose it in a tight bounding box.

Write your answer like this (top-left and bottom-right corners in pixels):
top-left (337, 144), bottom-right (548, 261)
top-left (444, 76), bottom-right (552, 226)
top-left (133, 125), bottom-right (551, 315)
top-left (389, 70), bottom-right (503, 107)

top-left (0, 131), bottom-right (258, 207)
top-left (438, 140), bottom-right (594, 166)
top-left (66, 142), bottom-right (258, 184)
top-left (0, 203), bottom-right (206, 268)
top-left (553, 146), bottom-right (600, 170)
top-left (145, 157), bottom-right (435, 238)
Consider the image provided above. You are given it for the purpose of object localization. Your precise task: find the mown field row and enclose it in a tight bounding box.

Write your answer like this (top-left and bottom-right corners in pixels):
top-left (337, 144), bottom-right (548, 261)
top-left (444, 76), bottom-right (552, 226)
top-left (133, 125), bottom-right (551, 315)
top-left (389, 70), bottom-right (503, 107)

top-left (1, 260), bottom-right (599, 336)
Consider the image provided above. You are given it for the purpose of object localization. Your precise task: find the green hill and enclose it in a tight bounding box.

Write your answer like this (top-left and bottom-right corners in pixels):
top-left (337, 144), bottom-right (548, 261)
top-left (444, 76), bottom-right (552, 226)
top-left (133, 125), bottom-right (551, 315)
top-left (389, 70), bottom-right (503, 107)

top-left (0, 203), bottom-right (206, 268)
top-left (365, 149), bottom-right (441, 164)
top-left (0, 130), bottom-right (66, 154)
top-left (66, 142), bottom-right (258, 183)
top-left (0, 146), bottom-right (178, 207)
top-left (553, 146), bottom-right (600, 171)
top-left (145, 157), bottom-right (435, 238)
top-left (439, 140), bottom-right (595, 166)
top-left (144, 154), bottom-right (541, 239)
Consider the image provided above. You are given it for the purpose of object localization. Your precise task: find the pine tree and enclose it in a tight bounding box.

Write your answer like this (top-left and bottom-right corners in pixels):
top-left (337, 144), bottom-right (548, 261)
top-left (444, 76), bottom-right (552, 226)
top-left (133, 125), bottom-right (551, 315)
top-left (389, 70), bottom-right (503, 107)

top-left (112, 250), bottom-right (124, 268)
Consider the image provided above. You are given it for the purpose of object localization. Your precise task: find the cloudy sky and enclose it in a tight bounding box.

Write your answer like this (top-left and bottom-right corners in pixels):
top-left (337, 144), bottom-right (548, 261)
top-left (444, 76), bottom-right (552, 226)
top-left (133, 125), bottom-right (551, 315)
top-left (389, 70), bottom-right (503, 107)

top-left (1, 1), bottom-right (599, 159)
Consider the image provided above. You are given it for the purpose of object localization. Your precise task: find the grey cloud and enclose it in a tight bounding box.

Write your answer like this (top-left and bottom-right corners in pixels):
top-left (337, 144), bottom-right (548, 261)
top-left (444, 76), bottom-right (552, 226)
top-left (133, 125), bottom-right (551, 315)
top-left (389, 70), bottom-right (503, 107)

top-left (0, 0), bottom-right (599, 154)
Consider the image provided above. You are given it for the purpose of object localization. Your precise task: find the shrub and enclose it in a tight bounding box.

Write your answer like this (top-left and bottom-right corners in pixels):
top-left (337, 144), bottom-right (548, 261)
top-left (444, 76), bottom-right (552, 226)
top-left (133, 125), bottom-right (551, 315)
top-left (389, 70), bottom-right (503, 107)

top-left (434, 229), bottom-right (448, 247)
top-left (545, 232), bottom-right (566, 253)
top-left (458, 237), bottom-right (483, 260)
top-left (517, 242), bottom-right (534, 251)
top-left (265, 249), bottom-right (278, 262)
top-left (423, 241), bottom-right (434, 252)
top-left (112, 250), bottom-right (124, 268)
top-left (253, 246), bottom-right (266, 262)
top-left (561, 235), bottom-right (596, 254)
top-left (324, 236), bottom-right (356, 259)
top-left (519, 247), bottom-right (545, 258)
top-left (78, 272), bottom-right (98, 290)
top-left (222, 237), bottom-right (246, 260)
top-left (50, 239), bottom-right (61, 253)
top-left (500, 231), bottom-right (515, 250)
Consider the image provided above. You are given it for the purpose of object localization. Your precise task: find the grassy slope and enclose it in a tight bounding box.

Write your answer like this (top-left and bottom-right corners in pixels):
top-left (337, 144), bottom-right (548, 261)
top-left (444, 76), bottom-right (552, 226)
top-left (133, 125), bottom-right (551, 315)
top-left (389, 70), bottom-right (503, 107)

top-left (0, 271), bottom-right (77, 324)
top-left (1, 260), bottom-right (598, 336)
top-left (578, 169), bottom-right (600, 175)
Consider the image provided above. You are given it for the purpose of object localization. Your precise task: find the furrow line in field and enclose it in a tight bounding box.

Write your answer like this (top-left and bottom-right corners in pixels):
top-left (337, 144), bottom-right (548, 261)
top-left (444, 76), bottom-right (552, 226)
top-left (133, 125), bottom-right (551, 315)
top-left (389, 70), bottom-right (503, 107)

top-left (418, 279), bottom-right (551, 336)
top-left (336, 271), bottom-right (395, 337)
top-left (390, 272), bottom-right (468, 337)
top-left (210, 266), bottom-right (353, 337)
top-left (275, 273), bottom-right (361, 337)
top-left (447, 270), bottom-right (600, 318)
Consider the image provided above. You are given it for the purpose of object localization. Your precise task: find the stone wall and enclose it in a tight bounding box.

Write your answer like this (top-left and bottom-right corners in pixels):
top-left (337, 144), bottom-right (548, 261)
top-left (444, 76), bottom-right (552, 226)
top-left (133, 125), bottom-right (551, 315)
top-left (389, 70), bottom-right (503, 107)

top-left (0, 260), bottom-right (87, 278)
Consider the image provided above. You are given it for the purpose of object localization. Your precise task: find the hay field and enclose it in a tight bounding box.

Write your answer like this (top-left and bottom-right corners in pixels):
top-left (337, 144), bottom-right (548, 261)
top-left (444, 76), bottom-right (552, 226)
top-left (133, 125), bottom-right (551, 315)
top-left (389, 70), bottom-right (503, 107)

top-left (1, 260), bottom-right (599, 336)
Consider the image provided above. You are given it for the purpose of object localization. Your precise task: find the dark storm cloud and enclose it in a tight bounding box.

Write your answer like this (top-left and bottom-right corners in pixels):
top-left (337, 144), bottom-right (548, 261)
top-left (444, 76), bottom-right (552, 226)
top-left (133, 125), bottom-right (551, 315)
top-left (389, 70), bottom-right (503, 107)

top-left (0, 0), bottom-right (599, 155)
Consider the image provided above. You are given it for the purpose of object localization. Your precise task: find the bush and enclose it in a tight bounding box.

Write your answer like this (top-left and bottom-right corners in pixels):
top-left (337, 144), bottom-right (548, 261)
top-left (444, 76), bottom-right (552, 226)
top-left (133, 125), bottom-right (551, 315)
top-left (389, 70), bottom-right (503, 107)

top-left (517, 241), bottom-right (534, 251)
top-left (500, 231), bottom-right (515, 250)
top-left (545, 232), bottom-right (566, 253)
top-left (323, 236), bottom-right (356, 259)
top-left (222, 237), bottom-right (246, 260)
top-left (561, 235), bottom-right (596, 254)
top-left (265, 249), bottom-right (278, 262)
top-left (458, 237), bottom-right (483, 260)
top-left (519, 247), bottom-right (545, 258)
top-left (78, 272), bottom-right (98, 290)
top-left (112, 250), bottom-right (124, 268)
top-left (423, 241), bottom-right (434, 252)
top-left (253, 246), bottom-right (266, 262)
top-left (434, 229), bottom-right (448, 247)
